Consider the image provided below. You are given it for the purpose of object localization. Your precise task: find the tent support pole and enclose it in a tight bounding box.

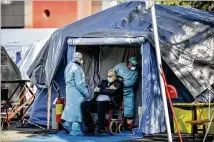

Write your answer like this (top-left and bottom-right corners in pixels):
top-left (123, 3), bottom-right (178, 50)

top-left (208, 88), bottom-right (211, 120)
top-left (150, 1), bottom-right (172, 141)
top-left (47, 87), bottom-right (51, 129)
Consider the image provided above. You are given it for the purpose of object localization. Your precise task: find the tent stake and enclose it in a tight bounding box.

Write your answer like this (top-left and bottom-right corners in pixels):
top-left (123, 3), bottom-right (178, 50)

top-left (150, 1), bottom-right (172, 141)
top-left (47, 87), bottom-right (52, 129)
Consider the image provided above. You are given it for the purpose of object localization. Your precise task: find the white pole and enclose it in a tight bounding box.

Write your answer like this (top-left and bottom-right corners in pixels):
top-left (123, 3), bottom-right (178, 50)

top-left (203, 112), bottom-right (214, 142)
top-left (208, 88), bottom-right (211, 120)
top-left (47, 87), bottom-right (51, 129)
top-left (150, 1), bottom-right (172, 141)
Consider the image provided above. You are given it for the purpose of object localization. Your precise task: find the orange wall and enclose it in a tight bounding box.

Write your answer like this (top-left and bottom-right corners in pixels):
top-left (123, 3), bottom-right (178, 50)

top-left (77, 1), bottom-right (92, 20)
top-left (91, 1), bottom-right (102, 15)
top-left (33, 1), bottom-right (77, 28)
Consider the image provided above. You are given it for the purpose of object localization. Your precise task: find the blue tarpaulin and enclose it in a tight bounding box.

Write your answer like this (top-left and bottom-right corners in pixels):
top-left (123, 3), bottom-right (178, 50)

top-left (141, 41), bottom-right (166, 134)
top-left (16, 131), bottom-right (141, 142)
top-left (29, 45), bottom-right (75, 126)
top-left (15, 51), bottom-right (21, 64)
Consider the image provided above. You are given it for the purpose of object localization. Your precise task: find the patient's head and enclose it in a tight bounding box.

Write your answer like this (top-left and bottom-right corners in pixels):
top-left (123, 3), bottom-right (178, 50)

top-left (107, 69), bottom-right (117, 83)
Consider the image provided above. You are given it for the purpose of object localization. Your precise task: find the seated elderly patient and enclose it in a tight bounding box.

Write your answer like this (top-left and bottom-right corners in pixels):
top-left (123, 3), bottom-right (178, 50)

top-left (81, 69), bottom-right (124, 135)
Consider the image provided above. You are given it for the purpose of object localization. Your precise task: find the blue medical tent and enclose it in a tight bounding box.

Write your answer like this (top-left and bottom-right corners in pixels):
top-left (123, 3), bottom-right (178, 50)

top-left (27, 1), bottom-right (214, 134)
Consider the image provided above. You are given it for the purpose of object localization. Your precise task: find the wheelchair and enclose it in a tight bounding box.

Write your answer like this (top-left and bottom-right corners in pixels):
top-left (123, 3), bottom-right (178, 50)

top-left (93, 102), bottom-right (124, 135)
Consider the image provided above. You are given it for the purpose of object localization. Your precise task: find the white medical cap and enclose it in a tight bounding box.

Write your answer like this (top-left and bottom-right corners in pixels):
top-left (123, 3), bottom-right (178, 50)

top-left (72, 52), bottom-right (83, 62)
top-left (128, 57), bottom-right (138, 65)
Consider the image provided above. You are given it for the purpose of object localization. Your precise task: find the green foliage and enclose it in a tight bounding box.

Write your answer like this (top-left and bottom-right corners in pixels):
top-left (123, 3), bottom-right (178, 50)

top-left (160, 1), bottom-right (182, 6)
top-left (159, 1), bottom-right (214, 12)
top-left (117, 0), bottom-right (214, 12)
top-left (118, 0), bottom-right (126, 4)
top-left (180, 1), bottom-right (191, 7)
top-left (192, 1), bottom-right (214, 11)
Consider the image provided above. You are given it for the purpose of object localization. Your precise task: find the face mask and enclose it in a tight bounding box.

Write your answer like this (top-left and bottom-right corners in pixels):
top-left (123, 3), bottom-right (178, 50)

top-left (130, 66), bottom-right (136, 70)
top-left (107, 77), bottom-right (113, 83)
top-left (80, 60), bottom-right (84, 65)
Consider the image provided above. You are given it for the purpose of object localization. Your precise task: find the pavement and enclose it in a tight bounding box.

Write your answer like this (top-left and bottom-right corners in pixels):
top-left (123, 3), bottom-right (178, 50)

top-left (1, 121), bottom-right (214, 142)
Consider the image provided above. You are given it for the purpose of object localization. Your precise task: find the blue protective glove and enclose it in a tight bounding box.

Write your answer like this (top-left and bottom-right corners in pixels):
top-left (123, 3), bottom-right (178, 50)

top-left (84, 84), bottom-right (91, 100)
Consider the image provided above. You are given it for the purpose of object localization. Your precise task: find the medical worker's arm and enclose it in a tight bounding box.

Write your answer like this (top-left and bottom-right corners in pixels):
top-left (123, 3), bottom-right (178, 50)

top-left (99, 81), bottom-right (124, 96)
top-left (113, 63), bottom-right (121, 73)
top-left (124, 72), bottom-right (138, 87)
top-left (74, 69), bottom-right (90, 98)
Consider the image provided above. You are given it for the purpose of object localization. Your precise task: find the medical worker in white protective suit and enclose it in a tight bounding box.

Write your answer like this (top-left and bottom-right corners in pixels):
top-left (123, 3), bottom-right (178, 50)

top-left (113, 57), bottom-right (138, 130)
top-left (61, 52), bottom-right (90, 136)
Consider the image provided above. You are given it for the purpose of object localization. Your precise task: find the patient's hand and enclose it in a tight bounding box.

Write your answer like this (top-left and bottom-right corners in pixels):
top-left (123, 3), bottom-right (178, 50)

top-left (107, 84), bottom-right (117, 90)
top-left (94, 87), bottom-right (101, 92)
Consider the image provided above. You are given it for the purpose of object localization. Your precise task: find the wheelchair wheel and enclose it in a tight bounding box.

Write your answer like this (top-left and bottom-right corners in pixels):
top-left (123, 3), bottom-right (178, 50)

top-left (118, 124), bottom-right (124, 133)
top-left (2, 120), bottom-right (9, 130)
top-left (109, 121), bottom-right (117, 135)
top-left (1, 119), bottom-right (3, 130)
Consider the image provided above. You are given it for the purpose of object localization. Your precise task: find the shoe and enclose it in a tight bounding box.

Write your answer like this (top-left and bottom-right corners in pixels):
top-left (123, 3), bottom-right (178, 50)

top-left (61, 122), bottom-right (71, 134)
top-left (126, 119), bottom-right (133, 130)
top-left (61, 126), bottom-right (70, 134)
top-left (132, 128), bottom-right (143, 137)
top-left (69, 130), bottom-right (83, 136)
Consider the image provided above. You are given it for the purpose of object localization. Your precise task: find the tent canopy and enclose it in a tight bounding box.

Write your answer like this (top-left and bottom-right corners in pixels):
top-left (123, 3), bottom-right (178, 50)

top-left (1, 46), bottom-right (22, 102)
top-left (28, 1), bottom-right (214, 97)
top-left (1, 28), bottom-right (56, 62)
top-left (1, 46), bottom-right (22, 82)
top-left (18, 37), bottom-right (50, 80)
top-left (1, 28), bottom-right (56, 46)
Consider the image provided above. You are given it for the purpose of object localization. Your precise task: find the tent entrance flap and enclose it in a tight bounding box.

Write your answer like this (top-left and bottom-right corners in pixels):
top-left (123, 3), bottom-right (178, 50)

top-left (75, 45), bottom-right (142, 126)
top-left (67, 37), bottom-right (145, 45)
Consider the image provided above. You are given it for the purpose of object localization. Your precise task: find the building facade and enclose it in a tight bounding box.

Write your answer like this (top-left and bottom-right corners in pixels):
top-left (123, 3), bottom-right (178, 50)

top-left (1, 0), bottom-right (115, 28)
